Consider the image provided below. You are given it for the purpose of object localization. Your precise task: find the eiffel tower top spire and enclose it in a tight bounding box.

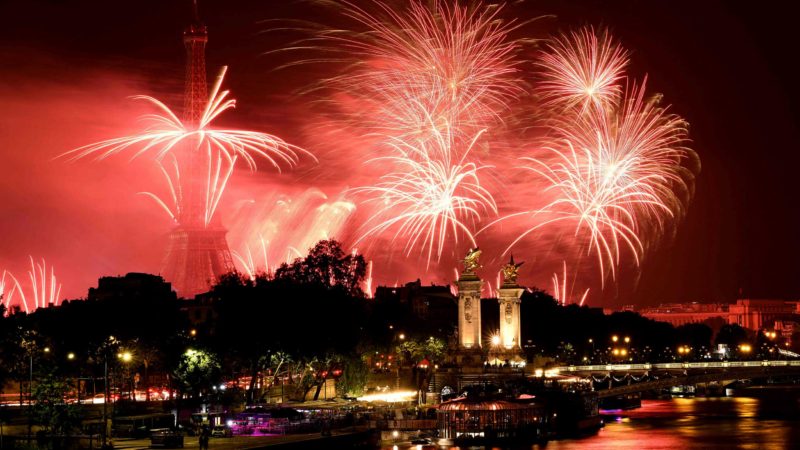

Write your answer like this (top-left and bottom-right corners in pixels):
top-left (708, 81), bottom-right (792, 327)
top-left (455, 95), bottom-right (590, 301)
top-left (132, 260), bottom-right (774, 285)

top-left (183, 0), bottom-right (208, 127)
top-left (192, 0), bottom-right (201, 23)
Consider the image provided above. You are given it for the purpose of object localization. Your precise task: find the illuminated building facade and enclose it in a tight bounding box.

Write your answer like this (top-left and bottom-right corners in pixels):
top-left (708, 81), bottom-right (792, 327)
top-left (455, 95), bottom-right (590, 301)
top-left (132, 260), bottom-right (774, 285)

top-left (636, 299), bottom-right (800, 332)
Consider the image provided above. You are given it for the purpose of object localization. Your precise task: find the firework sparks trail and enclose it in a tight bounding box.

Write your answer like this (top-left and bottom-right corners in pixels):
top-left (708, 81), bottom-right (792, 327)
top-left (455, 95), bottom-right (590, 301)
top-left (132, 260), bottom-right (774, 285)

top-left (0, 271), bottom-right (13, 311)
top-left (495, 79), bottom-right (694, 282)
top-left (232, 235), bottom-right (270, 281)
top-left (491, 139), bottom-right (647, 282)
top-left (557, 79), bottom-right (695, 228)
top-left (64, 66), bottom-right (309, 226)
top-left (306, 0), bottom-right (525, 142)
top-left (228, 189), bottom-right (356, 276)
top-left (537, 27), bottom-right (629, 114)
top-left (138, 156), bottom-right (183, 222)
top-left (263, 0), bottom-right (530, 277)
top-left (450, 266), bottom-right (460, 296)
top-left (364, 260), bottom-right (373, 298)
top-left (552, 261), bottom-right (589, 306)
top-left (352, 125), bottom-right (496, 267)
top-left (1, 258), bottom-right (62, 313)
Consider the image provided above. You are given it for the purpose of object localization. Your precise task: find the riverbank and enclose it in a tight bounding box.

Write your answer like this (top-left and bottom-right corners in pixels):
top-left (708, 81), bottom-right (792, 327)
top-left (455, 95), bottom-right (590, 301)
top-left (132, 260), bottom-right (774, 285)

top-left (380, 390), bottom-right (800, 449)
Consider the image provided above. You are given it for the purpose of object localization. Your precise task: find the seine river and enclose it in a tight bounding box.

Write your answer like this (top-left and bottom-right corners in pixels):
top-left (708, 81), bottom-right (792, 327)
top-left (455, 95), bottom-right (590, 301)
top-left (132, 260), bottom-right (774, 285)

top-left (383, 388), bottom-right (800, 449)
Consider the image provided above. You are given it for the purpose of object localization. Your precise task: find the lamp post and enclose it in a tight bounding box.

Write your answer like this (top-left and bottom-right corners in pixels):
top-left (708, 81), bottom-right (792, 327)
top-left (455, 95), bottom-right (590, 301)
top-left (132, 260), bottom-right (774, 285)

top-left (677, 345), bottom-right (691, 361)
top-left (416, 360), bottom-right (429, 405)
top-left (395, 333), bottom-right (406, 390)
top-left (100, 335), bottom-right (118, 449)
top-left (118, 351), bottom-right (133, 400)
top-left (66, 352), bottom-right (79, 404)
top-left (624, 337), bottom-right (632, 361)
top-left (28, 353), bottom-right (32, 443)
top-left (102, 358), bottom-right (108, 449)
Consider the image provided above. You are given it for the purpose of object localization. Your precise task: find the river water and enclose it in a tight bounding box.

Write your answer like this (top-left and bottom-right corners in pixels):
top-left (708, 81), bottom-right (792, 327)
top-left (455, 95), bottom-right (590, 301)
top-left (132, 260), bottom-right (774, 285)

top-left (383, 388), bottom-right (800, 449)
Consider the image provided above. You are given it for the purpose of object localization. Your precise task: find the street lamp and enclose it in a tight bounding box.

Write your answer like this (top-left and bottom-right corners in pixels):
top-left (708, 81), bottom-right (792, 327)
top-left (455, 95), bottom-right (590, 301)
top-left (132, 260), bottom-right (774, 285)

top-left (491, 335), bottom-right (501, 347)
top-left (101, 335), bottom-right (118, 449)
top-left (65, 352), bottom-right (81, 405)
top-left (118, 352), bottom-right (132, 363)
top-left (739, 344), bottom-right (752, 354)
top-left (117, 351), bottom-right (134, 400)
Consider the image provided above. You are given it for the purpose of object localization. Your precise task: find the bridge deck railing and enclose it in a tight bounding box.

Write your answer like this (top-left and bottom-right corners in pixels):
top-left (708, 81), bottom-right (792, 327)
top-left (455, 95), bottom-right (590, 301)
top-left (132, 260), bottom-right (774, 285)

top-left (554, 359), bottom-right (800, 374)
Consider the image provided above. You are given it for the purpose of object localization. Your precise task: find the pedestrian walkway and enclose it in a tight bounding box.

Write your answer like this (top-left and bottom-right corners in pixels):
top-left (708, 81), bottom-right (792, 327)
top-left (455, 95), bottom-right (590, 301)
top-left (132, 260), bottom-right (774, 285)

top-left (111, 429), bottom-right (367, 450)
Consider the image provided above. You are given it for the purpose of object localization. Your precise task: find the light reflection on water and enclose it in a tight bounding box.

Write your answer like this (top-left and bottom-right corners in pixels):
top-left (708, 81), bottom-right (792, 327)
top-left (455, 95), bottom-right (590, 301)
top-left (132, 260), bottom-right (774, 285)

top-left (382, 391), bottom-right (800, 450)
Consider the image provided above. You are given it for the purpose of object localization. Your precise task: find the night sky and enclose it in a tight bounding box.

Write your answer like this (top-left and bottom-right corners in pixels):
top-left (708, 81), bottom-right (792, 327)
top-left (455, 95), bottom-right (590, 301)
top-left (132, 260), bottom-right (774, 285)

top-left (1, 0), bottom-right (798, 306)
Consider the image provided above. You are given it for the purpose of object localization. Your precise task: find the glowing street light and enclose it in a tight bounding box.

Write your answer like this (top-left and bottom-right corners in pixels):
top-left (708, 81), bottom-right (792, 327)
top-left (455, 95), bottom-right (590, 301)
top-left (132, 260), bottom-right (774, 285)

top-left (67, 352), bottom-right (75, 361)
top-left (611, 335), bottom-right (619, 343)
top-left (764, 331), bottom-right (777, 340)
top-left (491, 335), bottom-right (501, 347)
top-left (739, 344), bottom-right (752, 354)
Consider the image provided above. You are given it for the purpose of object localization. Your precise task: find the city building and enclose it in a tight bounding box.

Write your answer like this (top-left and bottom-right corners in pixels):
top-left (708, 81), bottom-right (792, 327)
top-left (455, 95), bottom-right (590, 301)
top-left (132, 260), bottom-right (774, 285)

top-left (88, 272), bottom-right (177, 302)
top-left (635, 299), bottom-right (800, 332)
top-left (374, 279), bottom-right (457, 322)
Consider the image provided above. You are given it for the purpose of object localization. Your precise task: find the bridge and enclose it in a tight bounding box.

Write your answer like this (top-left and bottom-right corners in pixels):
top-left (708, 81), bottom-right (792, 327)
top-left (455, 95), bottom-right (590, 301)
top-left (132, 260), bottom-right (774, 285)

top-left (551, 360), bottom-right (800, 398)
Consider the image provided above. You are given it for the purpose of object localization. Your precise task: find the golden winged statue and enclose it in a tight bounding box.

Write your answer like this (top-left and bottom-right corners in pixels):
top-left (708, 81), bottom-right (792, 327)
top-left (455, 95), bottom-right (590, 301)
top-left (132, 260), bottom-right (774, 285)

top-left (501, 254), bottom-right (524, 284)
top-left (462, 247), bottom-right (482, 273)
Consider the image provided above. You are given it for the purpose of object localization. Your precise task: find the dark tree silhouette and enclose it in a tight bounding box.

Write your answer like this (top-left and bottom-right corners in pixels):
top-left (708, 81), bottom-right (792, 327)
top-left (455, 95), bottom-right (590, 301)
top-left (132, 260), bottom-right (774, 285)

top-left (676, 323), bottom-right (713, 350)
top-left (209, 240), bottom-right (369, 402)
top-left (274, 239), bottom-right (367, 296)
top-left (715, 324), bottom-right (749, 347)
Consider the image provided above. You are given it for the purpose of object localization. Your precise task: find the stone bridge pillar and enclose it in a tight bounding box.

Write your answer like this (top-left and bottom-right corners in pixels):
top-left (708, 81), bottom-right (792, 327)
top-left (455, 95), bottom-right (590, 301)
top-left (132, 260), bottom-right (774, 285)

top-left (497, 285), bottom-right (523, 352)
top-left (458, 272), bottom-right (483, 350)
top-left (489, 255), bottom-right (525, 365)
top-left (455, 248), bottom-right (484, 365)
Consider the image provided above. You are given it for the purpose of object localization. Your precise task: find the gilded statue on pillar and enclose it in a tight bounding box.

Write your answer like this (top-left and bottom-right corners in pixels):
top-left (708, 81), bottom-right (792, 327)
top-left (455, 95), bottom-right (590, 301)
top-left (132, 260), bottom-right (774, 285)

top-left (462, 247), bottom-right (482, 273)
top-left (501, 254), bottom-right (524, 285)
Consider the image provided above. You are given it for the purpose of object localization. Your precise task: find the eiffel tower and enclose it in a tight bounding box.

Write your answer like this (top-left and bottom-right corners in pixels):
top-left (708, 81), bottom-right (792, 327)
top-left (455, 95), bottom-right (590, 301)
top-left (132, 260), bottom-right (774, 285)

top-left (161, 1), bottom-right (234, 297)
